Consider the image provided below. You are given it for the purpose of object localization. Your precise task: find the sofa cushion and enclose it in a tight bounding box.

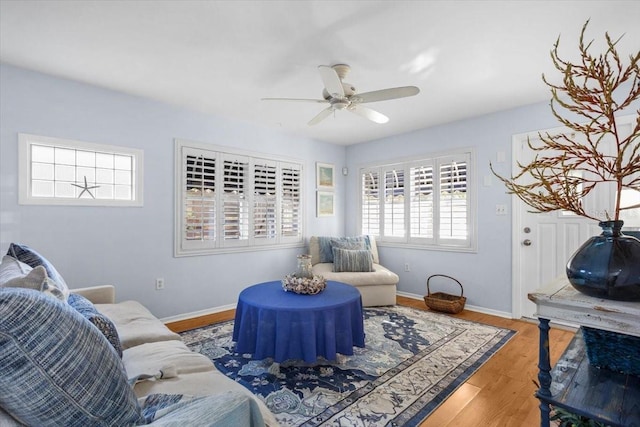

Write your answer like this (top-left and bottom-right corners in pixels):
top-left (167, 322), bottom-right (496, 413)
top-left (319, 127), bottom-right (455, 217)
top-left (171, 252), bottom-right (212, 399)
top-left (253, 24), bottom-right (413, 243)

top-left (332, 247), bottom-right (373, 272)
top-left (0, 288), bottom-right (143, 426)
top-left (124, 340), bottom-right (215, 380)
top-left (96, 300), bottom-right (181, 349)
top-left (6, 243), bottom-right (69, 300)
top-left (132, 370), bottom-right (278, 427)
top-left (68, 293), bottom-right (123, 357)
top-left (143, 392), bottom-right (265, 427)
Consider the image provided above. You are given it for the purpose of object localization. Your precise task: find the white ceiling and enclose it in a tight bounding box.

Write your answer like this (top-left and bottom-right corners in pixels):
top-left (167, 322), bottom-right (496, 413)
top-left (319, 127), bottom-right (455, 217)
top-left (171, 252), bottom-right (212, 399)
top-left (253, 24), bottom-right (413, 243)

top-left (1, 1), bottom-right (639, 145)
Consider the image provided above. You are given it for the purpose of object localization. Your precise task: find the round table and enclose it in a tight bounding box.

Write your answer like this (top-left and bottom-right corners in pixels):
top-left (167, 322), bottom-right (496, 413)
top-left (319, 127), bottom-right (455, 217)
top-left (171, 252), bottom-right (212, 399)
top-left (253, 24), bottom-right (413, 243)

top-left (232, 280), bottom-right (365, 363)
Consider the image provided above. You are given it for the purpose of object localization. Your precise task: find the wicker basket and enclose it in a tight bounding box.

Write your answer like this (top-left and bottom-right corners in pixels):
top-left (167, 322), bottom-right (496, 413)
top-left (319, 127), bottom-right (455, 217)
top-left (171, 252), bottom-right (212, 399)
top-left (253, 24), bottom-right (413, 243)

top-left (423, 274), bottom-right (466, 314)
top-left (581, 326), bottom-right (640, 377)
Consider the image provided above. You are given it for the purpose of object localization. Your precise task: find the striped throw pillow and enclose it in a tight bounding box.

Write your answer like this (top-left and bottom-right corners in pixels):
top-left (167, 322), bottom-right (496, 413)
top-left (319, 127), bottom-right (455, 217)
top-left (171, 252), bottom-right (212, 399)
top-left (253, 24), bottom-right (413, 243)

top-left (332, 247), bottom-right (373, 272)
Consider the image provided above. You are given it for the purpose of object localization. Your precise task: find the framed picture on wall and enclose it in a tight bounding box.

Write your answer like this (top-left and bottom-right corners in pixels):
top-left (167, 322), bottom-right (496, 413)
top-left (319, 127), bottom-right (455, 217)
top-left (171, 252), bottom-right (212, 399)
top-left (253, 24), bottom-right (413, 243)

top-left (317, 191), bottom-right (335, 217)
top-left (316, 162), bottom-right (335, 189)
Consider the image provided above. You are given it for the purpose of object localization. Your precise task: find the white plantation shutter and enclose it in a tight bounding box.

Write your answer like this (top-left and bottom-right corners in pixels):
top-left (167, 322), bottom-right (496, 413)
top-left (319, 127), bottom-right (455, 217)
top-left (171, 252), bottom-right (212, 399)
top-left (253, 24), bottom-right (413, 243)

top-left (439, 158), bottom-right (468, 242)
top-left (222, 155), bottom-right (249, 245)
top-left (409, 164), bottom-right (434, 241)
top-left (384, 169), bottom-right (405, 238)
top-left (253, 160), bottom-right (277, 242)
top-left (281, 163), bottom-right (302, 241)
top-left (175, 140), bottom-right (303, 256)
top-left (361, 170), bottom-right (380, 236)
top-left (180, 147), bottom-right (216, 252)
top-left (359, 149), bottom-right (474, 251)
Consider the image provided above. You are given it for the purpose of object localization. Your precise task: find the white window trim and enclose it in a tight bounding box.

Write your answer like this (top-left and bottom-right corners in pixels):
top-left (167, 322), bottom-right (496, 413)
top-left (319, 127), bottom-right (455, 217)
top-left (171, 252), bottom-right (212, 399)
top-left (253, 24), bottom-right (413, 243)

top-left (18, 133), bottom-right (144, 207)
top-left (358, 147), bottom-right (477, 253)
top-left (174, 138), bottom-right (305, 257)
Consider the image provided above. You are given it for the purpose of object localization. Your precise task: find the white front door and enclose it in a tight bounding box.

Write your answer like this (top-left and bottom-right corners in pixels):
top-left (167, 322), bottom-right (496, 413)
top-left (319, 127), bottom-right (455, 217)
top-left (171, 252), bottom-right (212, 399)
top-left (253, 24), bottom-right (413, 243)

top-left (511, 116), bottom-right (638, 319)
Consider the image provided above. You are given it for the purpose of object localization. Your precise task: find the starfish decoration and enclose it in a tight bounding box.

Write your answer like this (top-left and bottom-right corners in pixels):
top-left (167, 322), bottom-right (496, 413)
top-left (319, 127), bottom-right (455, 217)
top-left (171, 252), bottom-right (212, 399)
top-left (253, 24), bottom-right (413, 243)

top-left (71, 176), bottom-right (100, 199)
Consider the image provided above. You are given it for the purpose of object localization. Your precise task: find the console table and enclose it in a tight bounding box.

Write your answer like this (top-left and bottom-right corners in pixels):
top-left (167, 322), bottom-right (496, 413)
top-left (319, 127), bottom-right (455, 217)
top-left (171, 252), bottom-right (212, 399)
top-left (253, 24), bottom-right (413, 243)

top-left (528, 276), bottom-right (640, 427)
top-left (233, 280), bottom-right (365, 363)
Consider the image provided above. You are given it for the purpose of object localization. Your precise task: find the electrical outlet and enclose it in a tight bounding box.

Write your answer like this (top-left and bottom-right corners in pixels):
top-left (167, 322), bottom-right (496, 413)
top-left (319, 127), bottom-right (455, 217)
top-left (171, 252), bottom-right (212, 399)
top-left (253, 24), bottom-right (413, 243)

top-left (404, 263), bottom-right (410, 272)
top-left (155, 278), bottom-right (165, 290)
top-left (495, 204), bottom-right (507, 215)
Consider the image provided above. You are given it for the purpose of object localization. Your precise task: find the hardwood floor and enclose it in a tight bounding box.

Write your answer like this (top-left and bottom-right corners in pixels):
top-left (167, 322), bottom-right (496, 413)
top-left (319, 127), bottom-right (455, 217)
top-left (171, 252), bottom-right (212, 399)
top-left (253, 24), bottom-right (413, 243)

top-left (165, 295), bottom-right (575, 427)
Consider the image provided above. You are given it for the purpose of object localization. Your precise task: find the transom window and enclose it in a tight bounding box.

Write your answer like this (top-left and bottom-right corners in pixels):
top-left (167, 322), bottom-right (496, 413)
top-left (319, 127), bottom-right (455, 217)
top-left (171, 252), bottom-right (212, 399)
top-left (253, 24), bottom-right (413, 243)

top-left (359, 149), bottom-right (476, 251)
top-left (175, 139), bottom-right (303, 256)
top-left (18, 134), bottom-right (143, 206)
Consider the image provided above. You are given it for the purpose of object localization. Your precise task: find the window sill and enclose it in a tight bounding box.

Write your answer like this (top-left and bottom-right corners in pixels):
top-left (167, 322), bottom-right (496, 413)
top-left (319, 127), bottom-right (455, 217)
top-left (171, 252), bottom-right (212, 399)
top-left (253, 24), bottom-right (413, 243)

top-left (175, 241), bottom-right (305, 257)
top-left (376, 241), bottom-right (478, 254)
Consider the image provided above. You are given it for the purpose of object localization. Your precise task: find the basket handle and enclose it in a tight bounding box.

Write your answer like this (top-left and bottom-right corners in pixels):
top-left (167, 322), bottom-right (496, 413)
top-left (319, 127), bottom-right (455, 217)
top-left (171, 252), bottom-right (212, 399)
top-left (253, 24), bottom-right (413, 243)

top-left (426, 274), bottom-right (464, 297)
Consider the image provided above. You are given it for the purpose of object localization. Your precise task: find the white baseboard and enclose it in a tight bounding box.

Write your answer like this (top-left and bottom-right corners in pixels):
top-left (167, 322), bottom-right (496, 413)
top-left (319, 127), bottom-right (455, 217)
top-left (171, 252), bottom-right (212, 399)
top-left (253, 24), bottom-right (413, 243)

top-left (396, 291), bottom-right (514, 319)
top-left (162, 292), bottom-right (515, 324)
top-left (161, 303), bottom-right (236, 324)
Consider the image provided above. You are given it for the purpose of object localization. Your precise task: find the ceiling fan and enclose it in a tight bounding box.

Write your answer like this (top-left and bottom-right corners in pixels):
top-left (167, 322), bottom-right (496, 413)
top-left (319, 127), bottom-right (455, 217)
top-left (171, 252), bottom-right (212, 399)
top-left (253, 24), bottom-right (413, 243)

top-left (262, 64), bottom-right (420, 126)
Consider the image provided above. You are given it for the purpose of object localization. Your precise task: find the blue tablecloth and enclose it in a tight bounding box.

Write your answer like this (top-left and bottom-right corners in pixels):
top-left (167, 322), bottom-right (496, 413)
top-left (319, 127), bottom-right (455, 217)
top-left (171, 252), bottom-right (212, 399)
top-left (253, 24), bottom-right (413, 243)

top-left (232, 280), bottom-right (365, 363)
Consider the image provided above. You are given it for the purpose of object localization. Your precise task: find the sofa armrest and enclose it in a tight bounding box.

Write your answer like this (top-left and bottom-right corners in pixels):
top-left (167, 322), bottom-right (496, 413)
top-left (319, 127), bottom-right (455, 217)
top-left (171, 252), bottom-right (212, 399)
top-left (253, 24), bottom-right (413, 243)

top-left (71, 285), bottom-right (116, 304)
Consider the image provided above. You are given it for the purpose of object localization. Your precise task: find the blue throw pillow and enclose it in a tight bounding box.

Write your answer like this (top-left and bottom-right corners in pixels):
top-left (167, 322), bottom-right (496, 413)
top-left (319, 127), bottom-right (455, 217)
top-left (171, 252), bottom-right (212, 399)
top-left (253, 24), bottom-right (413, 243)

top-left (319, 236), bottom-right (367, 263)
top-left (0, 288), bottom-right (143, 426)
top-left (68, 293), bottom-right (123, 358)
top-left (332, 247), bottom-right (374, 272)
top-left (6, 243), bottom-right (69, 300)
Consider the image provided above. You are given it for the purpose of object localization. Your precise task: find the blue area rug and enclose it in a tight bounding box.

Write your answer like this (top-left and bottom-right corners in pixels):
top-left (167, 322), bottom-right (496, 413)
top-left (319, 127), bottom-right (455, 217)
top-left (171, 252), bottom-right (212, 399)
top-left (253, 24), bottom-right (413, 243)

top-left (181, 305), bottom-right (515, 426)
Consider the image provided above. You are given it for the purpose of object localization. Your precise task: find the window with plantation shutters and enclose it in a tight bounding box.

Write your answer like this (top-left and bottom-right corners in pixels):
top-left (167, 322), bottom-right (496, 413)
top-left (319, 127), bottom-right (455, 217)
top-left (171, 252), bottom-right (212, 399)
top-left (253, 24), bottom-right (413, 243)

top-left (281, 163), bottom-right (302, 241)
top-left (184, 152), bottom-right (216, 243)
top-left (222, 156), bottom-right (249, 244)
top-left (384, 169), bottom-right (405, 238)
top-left (439, 159), bottom-right (468, 241)
top-left (410, 164), bottom-right (434, 239)
top-left (361, 171), bottom-right (380, 236)
top-left (359, 149), bottom-right (475, 252)
top-left (253, 161), bottom-right (277, 242)
top-left (175, 140), bottom-right (304, 256)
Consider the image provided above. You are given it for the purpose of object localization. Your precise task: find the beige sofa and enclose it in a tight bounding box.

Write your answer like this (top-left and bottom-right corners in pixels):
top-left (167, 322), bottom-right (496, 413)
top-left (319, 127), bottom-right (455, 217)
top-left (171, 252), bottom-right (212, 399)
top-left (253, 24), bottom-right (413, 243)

top-left (309, 236), bottom-right (399, 306)
top-left (82, 285), bottom-right (278, 426)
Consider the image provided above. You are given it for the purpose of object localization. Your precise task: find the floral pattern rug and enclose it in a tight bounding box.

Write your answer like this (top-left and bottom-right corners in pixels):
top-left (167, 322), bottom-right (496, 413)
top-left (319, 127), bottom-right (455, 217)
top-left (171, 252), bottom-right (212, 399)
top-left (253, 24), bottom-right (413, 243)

top-left (181, 305), bottom-right (515, 427)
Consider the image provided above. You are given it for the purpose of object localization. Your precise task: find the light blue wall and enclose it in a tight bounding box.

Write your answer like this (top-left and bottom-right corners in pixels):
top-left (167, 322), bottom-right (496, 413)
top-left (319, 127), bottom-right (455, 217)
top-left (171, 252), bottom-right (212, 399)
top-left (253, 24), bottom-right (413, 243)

top-left (3, 64), bottom-right (635, 317)
top-left (0, 64), bottom-right (346, 318)
top-left (345, 104), bottom-right (560, 314)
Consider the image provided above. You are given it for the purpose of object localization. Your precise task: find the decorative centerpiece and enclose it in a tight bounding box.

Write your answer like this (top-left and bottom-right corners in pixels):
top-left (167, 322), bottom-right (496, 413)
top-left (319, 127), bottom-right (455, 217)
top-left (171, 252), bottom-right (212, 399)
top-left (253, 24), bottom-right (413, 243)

top-left (491, 20), bottom-right (640, 301)
top-left (282, 254), bottom-right (326, 295)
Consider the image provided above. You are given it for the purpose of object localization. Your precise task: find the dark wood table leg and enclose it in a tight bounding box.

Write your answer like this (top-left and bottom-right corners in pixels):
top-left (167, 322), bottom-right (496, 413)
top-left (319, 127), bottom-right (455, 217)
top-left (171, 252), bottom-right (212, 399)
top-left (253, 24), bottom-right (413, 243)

top-left (537, 317), bottom-right (552, 427)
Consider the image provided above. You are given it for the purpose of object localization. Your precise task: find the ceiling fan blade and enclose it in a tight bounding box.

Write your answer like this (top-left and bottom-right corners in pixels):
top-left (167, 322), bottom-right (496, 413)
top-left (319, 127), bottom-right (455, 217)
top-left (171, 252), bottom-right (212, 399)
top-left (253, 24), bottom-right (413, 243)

top-left (353, 86), bottom-right (420, 103)
top-left (261, 97), bottom-right (328, 103)
top-left (348, 105), bottom-right (389, 124)
top-left (308, 107), bottom-right (334, 126)
top-left (318, 65), bottom-right (345, 98)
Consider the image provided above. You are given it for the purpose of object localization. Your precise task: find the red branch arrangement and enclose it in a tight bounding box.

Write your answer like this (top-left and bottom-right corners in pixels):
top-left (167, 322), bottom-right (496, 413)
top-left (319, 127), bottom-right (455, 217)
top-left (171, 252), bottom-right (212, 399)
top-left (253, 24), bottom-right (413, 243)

top-left (492, 20), bottom-right (639, 222)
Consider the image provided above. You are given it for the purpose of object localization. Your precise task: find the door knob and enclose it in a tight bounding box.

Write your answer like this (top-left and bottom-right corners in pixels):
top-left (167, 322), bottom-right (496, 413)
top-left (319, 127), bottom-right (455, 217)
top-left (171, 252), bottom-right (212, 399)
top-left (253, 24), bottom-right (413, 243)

top-left (523, 239), bottom-right (532, 246)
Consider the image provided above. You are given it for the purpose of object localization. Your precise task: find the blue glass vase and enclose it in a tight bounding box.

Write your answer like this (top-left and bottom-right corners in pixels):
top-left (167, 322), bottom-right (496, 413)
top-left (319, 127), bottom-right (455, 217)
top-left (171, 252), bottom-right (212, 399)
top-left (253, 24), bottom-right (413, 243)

top-left (566, 220), bottom-right (640, 301)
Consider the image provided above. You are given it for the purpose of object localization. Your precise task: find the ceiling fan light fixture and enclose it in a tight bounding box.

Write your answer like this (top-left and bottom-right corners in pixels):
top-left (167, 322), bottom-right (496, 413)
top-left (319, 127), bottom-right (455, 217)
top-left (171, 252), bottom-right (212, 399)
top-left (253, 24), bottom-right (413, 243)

top-left (331, 99), bottom-right (350, 110)
top-left (263, 63), bottom-right (420, 126)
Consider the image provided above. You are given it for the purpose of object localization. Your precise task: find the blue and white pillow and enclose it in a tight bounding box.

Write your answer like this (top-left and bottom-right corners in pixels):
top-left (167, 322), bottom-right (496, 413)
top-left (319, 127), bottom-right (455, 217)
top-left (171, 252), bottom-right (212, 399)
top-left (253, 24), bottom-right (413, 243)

top-left (6, 243), bottom-right (69, 300)
top-left (319, 236), bottom-right (367, 263)
top-left (332, 247), bottom-right (374, 272)
top-left (68, 293), bottom-right (123, 358)
top-left (0, 255), bottom-right (66, 301)
top-left (0, 288), bottom-right (143, 426)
